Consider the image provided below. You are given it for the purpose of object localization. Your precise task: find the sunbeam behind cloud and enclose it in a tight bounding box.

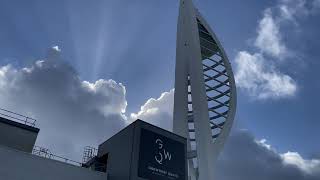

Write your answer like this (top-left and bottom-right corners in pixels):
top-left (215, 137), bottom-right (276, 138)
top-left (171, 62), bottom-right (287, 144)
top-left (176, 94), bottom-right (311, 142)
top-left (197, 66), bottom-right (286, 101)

top-left (0, 47), bottom-right (127, 160)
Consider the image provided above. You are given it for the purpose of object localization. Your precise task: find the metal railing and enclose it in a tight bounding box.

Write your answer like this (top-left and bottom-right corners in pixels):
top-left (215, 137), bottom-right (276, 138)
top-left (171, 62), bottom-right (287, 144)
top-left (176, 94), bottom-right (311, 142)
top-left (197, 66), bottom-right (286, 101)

top-left (0, 108), bottom-right (37, 127)
top-left (32, 146), bottom-right (83, 166)
top-left (82, 146), bottom-right (98, 164)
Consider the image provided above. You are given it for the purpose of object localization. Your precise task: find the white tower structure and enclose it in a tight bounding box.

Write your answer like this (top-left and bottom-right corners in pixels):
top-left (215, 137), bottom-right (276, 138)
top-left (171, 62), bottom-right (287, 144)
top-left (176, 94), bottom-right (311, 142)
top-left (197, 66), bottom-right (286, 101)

top-left (173, 0), bottom-right (237, 180)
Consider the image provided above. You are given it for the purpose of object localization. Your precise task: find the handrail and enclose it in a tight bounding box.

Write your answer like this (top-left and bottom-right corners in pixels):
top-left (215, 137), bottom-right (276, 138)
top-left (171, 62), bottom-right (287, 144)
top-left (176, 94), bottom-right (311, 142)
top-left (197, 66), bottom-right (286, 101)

top-left (32, 146), bottom-right (83, 166)
top-left (82, 146), bottom-right (98, 164)
top-left (0, 108), bottom-right (37, 127)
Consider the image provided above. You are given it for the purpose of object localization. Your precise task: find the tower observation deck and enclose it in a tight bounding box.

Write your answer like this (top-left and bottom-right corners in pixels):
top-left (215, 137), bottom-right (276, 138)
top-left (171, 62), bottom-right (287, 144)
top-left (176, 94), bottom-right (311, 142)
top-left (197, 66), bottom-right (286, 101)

top-left (173, 0), bottom-right (237, 180)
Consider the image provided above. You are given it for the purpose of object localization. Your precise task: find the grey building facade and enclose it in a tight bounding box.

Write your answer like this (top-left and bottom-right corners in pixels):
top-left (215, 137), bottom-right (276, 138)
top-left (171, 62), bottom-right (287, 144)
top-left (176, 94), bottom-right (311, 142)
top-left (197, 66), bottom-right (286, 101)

top-left (0, 111), bottom-right (107, 180)
top-left (95, 120), bottom-right (187, 180)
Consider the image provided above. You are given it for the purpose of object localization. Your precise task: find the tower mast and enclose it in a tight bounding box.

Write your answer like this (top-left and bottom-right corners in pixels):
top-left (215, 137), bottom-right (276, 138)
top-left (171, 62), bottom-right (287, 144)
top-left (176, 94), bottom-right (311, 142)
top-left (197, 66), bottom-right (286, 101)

top-left (173, 0), bottom-right (237, 179)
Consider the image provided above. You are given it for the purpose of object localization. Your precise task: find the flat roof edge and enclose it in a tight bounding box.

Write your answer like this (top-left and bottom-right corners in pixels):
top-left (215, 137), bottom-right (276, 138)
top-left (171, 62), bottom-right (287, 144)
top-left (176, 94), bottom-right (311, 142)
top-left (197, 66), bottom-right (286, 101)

top-left (0, 116), bottom-right (40, 133)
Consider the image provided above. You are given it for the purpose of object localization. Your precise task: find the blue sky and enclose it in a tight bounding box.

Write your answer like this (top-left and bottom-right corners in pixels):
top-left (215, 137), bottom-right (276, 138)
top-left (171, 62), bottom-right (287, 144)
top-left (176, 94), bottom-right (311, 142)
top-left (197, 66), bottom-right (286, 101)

top-left (0, 0), bottom-right (319, 179)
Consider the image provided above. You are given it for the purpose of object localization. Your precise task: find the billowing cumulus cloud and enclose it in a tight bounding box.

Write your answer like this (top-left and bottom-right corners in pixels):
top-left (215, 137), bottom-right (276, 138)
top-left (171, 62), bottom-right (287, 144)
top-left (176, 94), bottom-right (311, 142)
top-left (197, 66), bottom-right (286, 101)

top-left (130, 89), bottom-right (174, 130)
top-left (0, 47), bottom-right (127, 161)
top-left (281, 152), bottom-right (320, 175)
top-left (235, 51), bottom-right (296, 99)
top-left (215, 130), bottom-right (320, 180)
top-left (254, 9), bottom-right (287, 58)
top-left (235, 0), bottom-right (320, 99)
top-left (234, 0), bottom-right (319, 99)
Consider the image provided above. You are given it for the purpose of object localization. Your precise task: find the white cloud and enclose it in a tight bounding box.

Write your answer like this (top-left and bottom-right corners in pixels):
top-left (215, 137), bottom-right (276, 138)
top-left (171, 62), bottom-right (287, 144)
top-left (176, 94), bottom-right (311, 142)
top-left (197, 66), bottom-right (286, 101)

top-left (215, 130), bottom-right (320, 180)
top-left (0, 65), bottom-right (14, 88)
top-left (0, 46), bottom-right (176, 162)
top-left (279, 0), bottom-right (309, 21)
top-left (0, 46), bottom-right (174, 162)
top-left (254, 0), bottom-right (320, 59)
top-left (281, 151), bottom-right (320, 175)
top-left (235, 51), bottom-right (297, 99)
top-left (52, 45), bottom-right (61, 52)
top-left (255, 9), bottom-right (287, 58)
top-left (256, 138), bottom-right (272, 150)
top-left (233, 0), bottom-right (320, 99)
top-left (255, 137), bottom-right (320, 176)
top-left (130, 89), bottom-right (174, 130)
top-left (81, 79), bottom-right (127, 116)
top-left (0, 47), bottom-right (127, 161)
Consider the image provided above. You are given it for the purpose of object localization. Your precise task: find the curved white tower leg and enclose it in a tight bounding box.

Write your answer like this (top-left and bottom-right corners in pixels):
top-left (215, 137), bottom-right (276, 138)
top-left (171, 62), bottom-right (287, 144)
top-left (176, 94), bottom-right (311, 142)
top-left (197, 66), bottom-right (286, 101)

top-left (173, 0), bottom-right (237, 180)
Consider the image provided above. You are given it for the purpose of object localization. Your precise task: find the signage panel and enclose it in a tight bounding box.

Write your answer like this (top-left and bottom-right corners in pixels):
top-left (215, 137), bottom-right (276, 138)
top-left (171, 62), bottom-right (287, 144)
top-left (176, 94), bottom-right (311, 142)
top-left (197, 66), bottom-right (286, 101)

top-left (138, 128), bottom-right (186, 180)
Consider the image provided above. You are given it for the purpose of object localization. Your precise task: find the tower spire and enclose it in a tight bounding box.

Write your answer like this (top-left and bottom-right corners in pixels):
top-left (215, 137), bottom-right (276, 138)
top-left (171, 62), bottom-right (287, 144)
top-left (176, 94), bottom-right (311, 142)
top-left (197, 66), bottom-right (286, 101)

top-left (173, 1), bottom-right (237, 179)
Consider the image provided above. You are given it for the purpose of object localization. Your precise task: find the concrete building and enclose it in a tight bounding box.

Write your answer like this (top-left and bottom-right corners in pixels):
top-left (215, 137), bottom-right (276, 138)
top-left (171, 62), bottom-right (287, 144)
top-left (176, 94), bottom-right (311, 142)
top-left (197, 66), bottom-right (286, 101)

top-left (173, 0), bottom-right (237, 180)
